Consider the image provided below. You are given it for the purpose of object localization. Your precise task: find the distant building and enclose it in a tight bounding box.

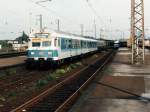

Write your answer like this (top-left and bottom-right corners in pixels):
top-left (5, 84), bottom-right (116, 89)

top-left (8, 40), bottom-right (28, 51)
top-left (145, 39), bottom-right (150, 47)
top-left (0, 45), bottom-right (2, 50)
top-left (7, 31), bottom-right (29, 51)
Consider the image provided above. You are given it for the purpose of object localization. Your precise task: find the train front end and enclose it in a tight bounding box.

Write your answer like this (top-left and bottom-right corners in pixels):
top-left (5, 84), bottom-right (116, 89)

top-left (27, 33), bottom-right (58, 66)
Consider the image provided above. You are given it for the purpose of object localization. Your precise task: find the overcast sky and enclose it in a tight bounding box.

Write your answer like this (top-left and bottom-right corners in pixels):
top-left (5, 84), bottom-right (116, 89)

top-left (0, 0), bottom-right (150, 40)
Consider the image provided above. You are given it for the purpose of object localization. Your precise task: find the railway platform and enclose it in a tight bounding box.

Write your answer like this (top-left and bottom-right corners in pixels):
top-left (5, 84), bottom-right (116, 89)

top-left (0, 56), bottom-right (26, 69)
top-left (69, 48), bottom-right (150, 112)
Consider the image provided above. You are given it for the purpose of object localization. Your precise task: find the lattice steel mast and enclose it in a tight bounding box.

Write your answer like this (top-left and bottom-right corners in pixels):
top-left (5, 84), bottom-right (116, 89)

top-left (131, 0), bottom-right (145, 64)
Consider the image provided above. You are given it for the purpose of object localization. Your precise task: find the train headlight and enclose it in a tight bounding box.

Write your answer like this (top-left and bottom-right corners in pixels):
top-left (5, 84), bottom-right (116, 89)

top-left (31, 52), bottom-right (35, 55)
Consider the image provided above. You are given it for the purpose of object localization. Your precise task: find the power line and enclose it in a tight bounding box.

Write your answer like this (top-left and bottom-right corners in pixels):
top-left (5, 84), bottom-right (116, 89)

top-left (28, 0), bottom-right (82, 31)
top-left (36, 0), bottom-right (52, 4)
top-left (85, 0), bottom-right (105, 28)
top-left (85, 0), bottom-right (110, 39)
top-left (28, 0), bottom-right (105, 37)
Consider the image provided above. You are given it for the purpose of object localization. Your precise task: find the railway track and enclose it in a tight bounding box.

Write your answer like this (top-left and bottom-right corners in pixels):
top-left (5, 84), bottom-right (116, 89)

top-left (11, 50), bottom-right (115, 112)
top-left (0, 70), bottom-right (50, 91)
top-left (0, 52), bottom-right (26, 58)
top-left (0, 52), bottom-right (26, 70)
top-left (0, 63), bottom-right (25, 70)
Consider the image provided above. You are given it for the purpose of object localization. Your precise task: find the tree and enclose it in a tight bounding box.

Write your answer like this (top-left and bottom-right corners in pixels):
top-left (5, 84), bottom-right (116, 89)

top-left (15, 31), bottom-right (29, 43)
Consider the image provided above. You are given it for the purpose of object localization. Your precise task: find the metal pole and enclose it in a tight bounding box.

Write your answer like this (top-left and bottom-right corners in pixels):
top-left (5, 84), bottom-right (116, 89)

top-left (80, 24), bottom-right (84, 36)
top-left (94, 19), bottom-right (97, 38)
top-left (141, 0), bottom-right (145, 63)
top-left (29, 13), bottom-right (32, 33)
top-left (131, 0), bottom-right (145, 64)
top-left (57, 19), bottom-right (60, 31)
top-left (39, 14), bottom-right (43, 32)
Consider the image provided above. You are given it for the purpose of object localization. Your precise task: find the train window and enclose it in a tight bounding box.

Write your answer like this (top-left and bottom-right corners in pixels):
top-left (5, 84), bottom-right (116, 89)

top-left (54, 38), bottom-right (57, 47)
top-left (84, 41), bottom-right (87, 48)
top-left (78, 40), bottom-right (81, 48)
top-left (81, 41), bottom-right (83, 48)
top-left (76, 40), bottom-right (78, 49)
top-left (61, 38), bottom-right (68, 49)
top-left (72, 39), bottom-right (75, 49)
top-left (76, 40), bottom-right (79, 49)
top-left (58, 38), bottom-right (60, 47)
top-left (66, 39), bottom-right (68, 48)
top-left (68, 40), bottom-right (72, 49)
top-left (32, 42), bottom-right (40, 47)
top-left (42, 41), bottom-right (51, 47)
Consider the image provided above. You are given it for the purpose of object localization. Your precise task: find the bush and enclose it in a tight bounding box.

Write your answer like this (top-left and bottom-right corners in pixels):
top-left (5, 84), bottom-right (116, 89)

top-left (36, 79), bottom-right (48, 87)
top-left (47, 75), bottom-right (56, 81)
top-left (75, 62), bottom-right (82, 66)
top-left (66, 66), bottom-right (72, 72)
top-left (70, 64), bottom-right (77, 69)
top-left (55, 69), bottom-right (66, 74)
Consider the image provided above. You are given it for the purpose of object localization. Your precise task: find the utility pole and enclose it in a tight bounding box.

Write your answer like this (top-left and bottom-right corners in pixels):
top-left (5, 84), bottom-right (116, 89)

top-left (109, 18), bottom-right (112, 40)
top-left (57, 19), bottom-right (60, 31)
top-left (80, 24), bottom-right (84, 36)
top-left (100, 28), bottom-right (103, 39)
top-left (40, 14), bottom-right (43, 32)
top-left (131, 0), bottom-right (145, 64)
top-left (29, 12), bottom-right (32, 33)
top-left (94, 19), bottom-right (97, 39)
top-left (37, 14), bottom-right (43, 32)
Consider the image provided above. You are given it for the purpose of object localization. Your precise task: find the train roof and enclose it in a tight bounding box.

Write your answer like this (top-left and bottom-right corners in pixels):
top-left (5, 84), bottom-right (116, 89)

top-left (30, 30), bottom-right (98, 42)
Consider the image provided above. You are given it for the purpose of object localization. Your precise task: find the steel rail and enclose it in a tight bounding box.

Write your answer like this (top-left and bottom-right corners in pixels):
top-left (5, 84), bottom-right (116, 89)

top-left (0, 52), bottom-right (26, 58)
top-left (0, 63), bottom-right (25, 70)
top-left (11, 50), bottom-right (115, 112)
top-left (55, 50), bottom-right (115, 112)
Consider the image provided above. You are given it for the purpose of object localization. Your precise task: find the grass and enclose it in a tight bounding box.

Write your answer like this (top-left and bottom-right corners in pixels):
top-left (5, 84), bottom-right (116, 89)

top-left (36, 74), bottom-right (57, 88)
top-left (66, 66), bottom-right (72, 72)
top-left (75, 62), bottom-right (82, 66)
top-left (46, 75), bottom-right (56, 81)
top-left (36, 79), bottom-right (49, 87)
top-left (55, 69), bottom-right (66, 74)
top-left (93, 54), bottom-right (98, 58)
top-left (36, 62), bottom-right (83, 88)
top-left (70, 64), bottom-right (78, 69)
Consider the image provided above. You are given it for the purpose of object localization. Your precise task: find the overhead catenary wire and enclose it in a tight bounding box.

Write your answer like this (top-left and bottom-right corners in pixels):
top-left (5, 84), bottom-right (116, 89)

top-left (85, 0), bottom-right (111, 39)
top-left (85, 0), bottom-right (105, 29)
top-left (28, 0), bottom-right (84, 33)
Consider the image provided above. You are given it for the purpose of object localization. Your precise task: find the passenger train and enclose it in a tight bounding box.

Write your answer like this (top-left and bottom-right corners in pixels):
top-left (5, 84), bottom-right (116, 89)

top-left (26, 30), bottom-right (114, 67)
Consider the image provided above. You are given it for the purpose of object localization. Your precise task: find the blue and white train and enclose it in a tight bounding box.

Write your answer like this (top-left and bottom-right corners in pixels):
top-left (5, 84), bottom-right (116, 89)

top-left (26, 30), bottom-right (99, 66)
top-left (114, 40), bottom-right (120, 49)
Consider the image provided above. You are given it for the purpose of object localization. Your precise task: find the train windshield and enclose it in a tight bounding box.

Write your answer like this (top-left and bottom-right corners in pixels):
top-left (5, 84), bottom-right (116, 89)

top-left (35, 33), bottom-right (49, 38)
top-left (42, 41), bottom-right (51, 47)
top-left (32, 42), bottom-right (41, 47)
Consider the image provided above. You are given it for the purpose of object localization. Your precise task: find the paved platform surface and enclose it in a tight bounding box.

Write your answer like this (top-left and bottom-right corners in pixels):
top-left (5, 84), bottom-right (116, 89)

top-left (69, 48), bottom-right (150, 112)
top-left (0, 56), bottom-right (26, 68)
